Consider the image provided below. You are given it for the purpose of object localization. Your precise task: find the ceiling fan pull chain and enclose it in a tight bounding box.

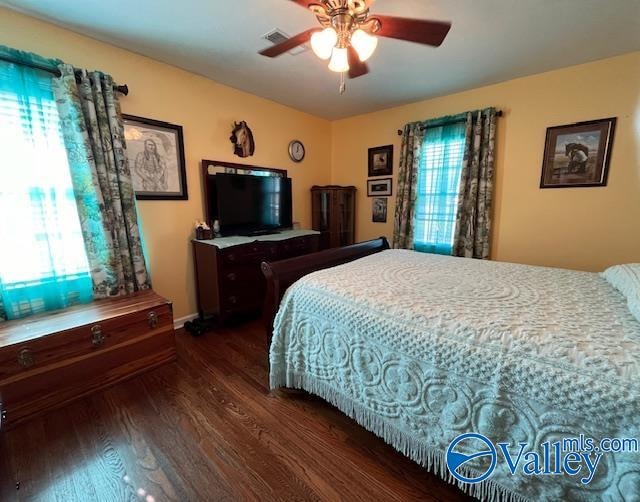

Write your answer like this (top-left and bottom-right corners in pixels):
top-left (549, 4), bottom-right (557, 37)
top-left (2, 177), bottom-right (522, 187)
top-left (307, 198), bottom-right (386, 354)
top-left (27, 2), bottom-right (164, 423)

top-left (339, 72), bottom-right (346, 94)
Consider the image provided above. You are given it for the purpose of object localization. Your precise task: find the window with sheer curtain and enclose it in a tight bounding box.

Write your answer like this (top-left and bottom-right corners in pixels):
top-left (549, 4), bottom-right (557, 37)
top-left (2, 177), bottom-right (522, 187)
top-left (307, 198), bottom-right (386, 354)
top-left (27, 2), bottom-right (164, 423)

top-left (413, 120), bottom-right (466, 255)
top-left (0, 62), bottom-right (92, 320)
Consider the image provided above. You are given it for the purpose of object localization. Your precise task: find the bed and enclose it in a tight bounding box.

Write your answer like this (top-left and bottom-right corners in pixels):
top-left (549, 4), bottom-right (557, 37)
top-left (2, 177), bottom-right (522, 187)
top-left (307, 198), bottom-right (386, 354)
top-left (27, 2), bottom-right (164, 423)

top-left (264, 241), bottom-right (640, 501)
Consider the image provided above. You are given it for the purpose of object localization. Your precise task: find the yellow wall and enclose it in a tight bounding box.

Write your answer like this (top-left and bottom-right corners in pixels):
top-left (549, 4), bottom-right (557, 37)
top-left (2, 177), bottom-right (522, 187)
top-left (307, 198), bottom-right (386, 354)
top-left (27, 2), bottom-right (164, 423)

top-left (1, 8), bottom-right (639, 319)
top-left (332, 52), bottom-right (640, 272)
top-left (0, 8), bottom-right (332, 319)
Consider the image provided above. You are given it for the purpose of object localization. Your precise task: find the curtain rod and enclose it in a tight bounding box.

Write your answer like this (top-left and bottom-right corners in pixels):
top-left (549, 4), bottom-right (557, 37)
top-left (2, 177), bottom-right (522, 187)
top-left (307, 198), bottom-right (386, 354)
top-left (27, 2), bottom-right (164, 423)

top-left (0, 54), bottom-right (129, 96)
top-left (397, 110), bottom-right (503, 136)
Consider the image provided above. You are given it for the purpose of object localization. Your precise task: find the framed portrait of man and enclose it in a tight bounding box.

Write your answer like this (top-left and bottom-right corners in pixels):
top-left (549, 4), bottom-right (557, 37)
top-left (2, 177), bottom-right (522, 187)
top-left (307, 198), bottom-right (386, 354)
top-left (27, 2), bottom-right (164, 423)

top-left (123, 115), bottom-right (188, 200)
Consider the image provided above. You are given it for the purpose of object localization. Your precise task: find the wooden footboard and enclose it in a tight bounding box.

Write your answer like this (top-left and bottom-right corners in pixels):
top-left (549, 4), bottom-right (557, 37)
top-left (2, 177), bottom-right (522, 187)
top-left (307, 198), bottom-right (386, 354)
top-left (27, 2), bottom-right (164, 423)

top-left (261, 237), bottom-right (390, 332)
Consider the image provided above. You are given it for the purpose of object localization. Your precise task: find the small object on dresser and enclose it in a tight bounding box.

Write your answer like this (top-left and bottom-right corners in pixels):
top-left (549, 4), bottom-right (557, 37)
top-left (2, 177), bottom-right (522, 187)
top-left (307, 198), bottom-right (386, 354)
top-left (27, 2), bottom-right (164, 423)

top-left (212, 219), bottom-right (221, 237)
top-left (195, 221), bottom-right (213, 240)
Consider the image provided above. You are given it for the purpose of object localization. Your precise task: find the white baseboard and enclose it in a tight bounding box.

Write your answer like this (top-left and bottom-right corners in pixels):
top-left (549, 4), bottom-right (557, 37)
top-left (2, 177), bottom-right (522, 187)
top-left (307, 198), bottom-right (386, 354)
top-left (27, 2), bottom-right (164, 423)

top-left (173, 313), bottom-right (199, 330)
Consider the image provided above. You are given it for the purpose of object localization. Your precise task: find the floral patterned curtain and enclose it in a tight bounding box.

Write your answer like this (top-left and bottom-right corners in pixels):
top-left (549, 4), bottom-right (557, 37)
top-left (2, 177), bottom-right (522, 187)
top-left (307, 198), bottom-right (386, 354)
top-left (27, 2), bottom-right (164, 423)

top-left (53, 65), bottom-right (151, 297)
top-left (452, 108), bottom-right (497, 259)
top-left (392, 122), bottom-right (425, 249)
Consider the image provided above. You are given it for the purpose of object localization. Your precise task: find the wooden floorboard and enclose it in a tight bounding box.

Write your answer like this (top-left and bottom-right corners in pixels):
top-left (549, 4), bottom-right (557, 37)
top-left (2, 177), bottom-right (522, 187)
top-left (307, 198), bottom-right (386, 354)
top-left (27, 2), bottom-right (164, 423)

top-left (0, 321), bottom-right (472, 502)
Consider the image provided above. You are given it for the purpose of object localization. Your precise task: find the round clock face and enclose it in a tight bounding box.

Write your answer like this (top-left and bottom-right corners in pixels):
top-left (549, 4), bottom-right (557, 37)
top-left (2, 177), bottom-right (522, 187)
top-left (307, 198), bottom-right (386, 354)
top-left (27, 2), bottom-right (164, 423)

top-left (288, 140), bottom-right (305, 162)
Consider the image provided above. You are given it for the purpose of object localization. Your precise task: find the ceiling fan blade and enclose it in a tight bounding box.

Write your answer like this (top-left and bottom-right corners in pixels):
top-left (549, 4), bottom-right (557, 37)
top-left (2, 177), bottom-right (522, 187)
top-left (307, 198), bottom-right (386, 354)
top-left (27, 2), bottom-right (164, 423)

top-left (288, 0), bottom-right (312, 7)
top-left (259, 28), bottom-right (319, 58)
top-left (347, 46), bottom-right (369, 79)
top-left (373, 15), bottom-right (451, 47)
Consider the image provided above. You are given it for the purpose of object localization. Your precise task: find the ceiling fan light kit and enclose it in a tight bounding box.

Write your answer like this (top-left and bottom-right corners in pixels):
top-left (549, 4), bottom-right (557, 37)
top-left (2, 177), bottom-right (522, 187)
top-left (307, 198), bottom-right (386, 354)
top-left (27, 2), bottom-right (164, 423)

top-left (328, 47), bottom-right (349, 73)
top-left (350, 29), bottom-right (377, 62)
top-left (311, 27), bottom-right (338, 60)
top-left (260, 0), bottom-right (451, 94)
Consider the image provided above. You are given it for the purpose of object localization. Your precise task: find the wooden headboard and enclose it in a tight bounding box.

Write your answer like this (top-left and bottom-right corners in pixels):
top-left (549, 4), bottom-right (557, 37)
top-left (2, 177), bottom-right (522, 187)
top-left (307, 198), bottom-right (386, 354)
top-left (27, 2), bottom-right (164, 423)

top-left (260, 237), bottom-right (390, 332)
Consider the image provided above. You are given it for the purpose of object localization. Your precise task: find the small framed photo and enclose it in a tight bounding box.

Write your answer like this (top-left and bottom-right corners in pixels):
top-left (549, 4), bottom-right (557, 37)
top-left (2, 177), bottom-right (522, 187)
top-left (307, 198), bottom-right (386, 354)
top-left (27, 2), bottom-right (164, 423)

top-left (123, 115), bottom-right (188, 200)
top-left (540, 117), bottom-right (616, 189)
top-left (368, 145), bottom-right (393, 177)
top-left (367, 178), bottom-right (392, 197)
top-left (372, 198), bottom-right (388, 223)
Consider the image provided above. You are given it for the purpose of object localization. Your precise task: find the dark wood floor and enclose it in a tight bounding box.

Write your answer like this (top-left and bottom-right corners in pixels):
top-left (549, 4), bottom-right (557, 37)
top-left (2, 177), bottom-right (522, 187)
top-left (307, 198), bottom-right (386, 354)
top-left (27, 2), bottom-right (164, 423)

top-left (0, 320), bottom-right (471, 502)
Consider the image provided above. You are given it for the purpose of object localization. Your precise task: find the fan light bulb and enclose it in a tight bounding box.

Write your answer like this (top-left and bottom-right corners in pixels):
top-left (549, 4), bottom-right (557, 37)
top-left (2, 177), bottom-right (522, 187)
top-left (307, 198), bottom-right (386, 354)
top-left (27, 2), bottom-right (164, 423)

top-left (351, 29), bottom-right (378, 62)
top-left (328, 47), bottom-right (350, 73)
top-left (311, 28), bottom-right (338, 60)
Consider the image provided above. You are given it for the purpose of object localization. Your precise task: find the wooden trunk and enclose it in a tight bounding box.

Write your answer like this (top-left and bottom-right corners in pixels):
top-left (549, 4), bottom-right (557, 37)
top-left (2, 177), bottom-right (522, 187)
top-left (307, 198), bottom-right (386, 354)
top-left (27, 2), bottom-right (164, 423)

top-left (0, 290), bottom-right (175, 430)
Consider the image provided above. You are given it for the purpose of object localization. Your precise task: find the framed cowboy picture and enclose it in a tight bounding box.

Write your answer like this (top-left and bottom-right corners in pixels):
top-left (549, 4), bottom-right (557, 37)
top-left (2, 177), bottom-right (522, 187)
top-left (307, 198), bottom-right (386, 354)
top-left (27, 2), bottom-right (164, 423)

top-left (123, 115), bottom-right (188, 200)
top-left (540, 117), bottom-right (616, 189)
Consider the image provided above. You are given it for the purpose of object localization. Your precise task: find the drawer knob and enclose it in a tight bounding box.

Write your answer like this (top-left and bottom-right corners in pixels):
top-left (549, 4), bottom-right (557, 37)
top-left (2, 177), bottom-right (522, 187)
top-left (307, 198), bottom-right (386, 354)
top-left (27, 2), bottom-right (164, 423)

top-left (17, 348), bottom-right (35, 368)
top-left (226, 272), bottom-right (237, 281)
top-left (91, 325), bottom-right (105, 347)
top-left (228, 296), bottom-right (238, 304)
top-left (148, 311), bottom-right (158, 328)
top-left (227, 254), bottom-right (236, 261)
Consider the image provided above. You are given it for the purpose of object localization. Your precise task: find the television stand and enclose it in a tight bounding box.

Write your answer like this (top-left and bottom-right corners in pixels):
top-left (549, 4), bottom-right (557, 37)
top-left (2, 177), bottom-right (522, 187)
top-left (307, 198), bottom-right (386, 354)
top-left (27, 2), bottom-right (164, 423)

top-left (191, 229), bottom-right (320, 331)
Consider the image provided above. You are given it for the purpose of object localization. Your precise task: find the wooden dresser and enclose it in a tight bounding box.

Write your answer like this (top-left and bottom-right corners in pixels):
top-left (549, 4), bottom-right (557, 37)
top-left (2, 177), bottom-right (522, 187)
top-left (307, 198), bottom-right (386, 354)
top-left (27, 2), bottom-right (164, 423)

top-left (192, 230), bottom-right (319, 323)
top-left (0, 290), bottom-right (175, 430)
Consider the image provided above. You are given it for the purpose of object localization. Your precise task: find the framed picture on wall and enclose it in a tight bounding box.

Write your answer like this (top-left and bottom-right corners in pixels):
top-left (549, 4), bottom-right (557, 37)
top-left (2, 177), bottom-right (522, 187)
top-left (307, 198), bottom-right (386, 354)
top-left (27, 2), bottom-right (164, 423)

top-left (372, 198), bottom-right (388, 223)
top-left (367, 178), bottom-right (392, 197)
top-left (368, 145), bottom-right (393, 177)
top-left (540, 117), bottom-right (616, 189)
top-left (123, 115), bottom-right (188, 200)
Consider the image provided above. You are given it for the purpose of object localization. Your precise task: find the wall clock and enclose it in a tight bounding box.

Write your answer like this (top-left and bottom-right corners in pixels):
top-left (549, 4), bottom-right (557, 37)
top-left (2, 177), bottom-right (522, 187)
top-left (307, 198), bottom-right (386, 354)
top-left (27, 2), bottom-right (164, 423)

top-left (288, 140), bottom-right (305, 163)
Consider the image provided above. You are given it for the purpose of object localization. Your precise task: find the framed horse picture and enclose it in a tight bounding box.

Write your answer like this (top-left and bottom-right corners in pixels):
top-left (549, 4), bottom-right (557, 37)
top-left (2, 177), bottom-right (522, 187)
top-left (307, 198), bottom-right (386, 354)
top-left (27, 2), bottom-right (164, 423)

top-left (123, 115), bottom-right (188, 200)
top-left (540, 117), bottom-right (616, 189)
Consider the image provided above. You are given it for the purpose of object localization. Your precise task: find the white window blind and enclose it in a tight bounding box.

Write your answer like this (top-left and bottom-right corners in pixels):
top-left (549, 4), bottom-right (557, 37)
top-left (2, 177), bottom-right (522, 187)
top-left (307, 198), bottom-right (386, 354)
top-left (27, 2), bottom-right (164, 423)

top-left (413, 123), bottom-right (466, 255)
top-left (0, 84), bottom-right (89, 285)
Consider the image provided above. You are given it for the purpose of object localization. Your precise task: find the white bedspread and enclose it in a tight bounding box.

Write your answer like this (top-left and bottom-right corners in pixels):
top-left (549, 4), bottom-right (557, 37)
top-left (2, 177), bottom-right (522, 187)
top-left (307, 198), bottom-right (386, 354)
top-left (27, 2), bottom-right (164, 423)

top-left (270, 250), bottom-right (640, 501)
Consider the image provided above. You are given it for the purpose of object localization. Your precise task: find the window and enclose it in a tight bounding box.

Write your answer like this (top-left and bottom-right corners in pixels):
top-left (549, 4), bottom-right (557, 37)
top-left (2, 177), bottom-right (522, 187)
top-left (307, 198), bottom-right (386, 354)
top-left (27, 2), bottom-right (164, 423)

top-left (0, 61), bottom-right (91, 319)
top-left (413, 121), bottom-right (466, 255)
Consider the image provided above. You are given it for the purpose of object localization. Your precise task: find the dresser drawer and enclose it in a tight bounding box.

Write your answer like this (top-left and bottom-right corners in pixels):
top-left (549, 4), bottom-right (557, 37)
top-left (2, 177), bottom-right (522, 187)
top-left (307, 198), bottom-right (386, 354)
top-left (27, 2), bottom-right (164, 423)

top-left (0, 303), bottom-right (172, 381)
top-left (279, 236), bottom-right (316, 258)
top-left (220, 243), bottom-right (267, 265)
top-left (220, 289), bottom-right (263, 312)
top-left (219, 265), bottom-right (263, 288)
top-left (289, 236), bottom-right (316, 253)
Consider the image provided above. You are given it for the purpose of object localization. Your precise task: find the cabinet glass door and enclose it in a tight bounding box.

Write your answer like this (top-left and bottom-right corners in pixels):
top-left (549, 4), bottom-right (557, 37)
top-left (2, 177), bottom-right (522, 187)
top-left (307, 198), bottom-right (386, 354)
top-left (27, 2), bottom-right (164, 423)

top-left (312, 191), bottom-right (331, 232)
top-left (336, 190), bottom-right (355, 246)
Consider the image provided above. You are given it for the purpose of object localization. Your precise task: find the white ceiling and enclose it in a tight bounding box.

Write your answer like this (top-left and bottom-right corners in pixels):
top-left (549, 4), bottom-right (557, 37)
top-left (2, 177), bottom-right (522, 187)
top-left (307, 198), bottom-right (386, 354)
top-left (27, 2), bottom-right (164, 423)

top-left (3, 0), bottom-right (640, 119)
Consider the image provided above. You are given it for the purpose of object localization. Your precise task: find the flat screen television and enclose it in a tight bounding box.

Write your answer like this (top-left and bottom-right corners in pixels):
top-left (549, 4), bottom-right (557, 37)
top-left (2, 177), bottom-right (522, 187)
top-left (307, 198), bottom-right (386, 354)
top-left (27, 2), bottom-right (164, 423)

top-left (214, 173), bottom-right (292, 236)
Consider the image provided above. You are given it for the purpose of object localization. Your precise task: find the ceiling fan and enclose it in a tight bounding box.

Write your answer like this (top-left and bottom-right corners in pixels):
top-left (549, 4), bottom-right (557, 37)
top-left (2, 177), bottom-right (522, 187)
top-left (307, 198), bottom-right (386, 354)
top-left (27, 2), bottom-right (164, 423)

top-left (259, 0), bottom-right (451, 93)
